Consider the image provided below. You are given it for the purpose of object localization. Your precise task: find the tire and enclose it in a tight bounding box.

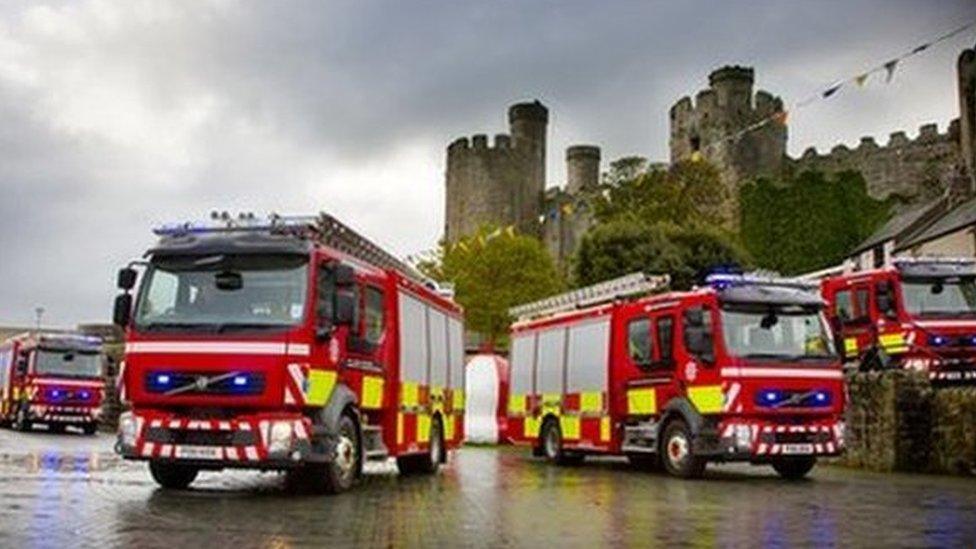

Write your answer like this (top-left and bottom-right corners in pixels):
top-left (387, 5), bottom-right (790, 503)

top-left (49, 423), bottom-right (66, 434)
top-left (540, 418), bottom-right (583, 466)
top-left (771, 457), bottom-right (816, 480)
top-left (287, 411), bottom-right (362, 495)
top-left (660, 419), bottom-right (706, 479)
top-left (83, 423), bottom-right (98, 436)
top-left (149, 461), bottom-right (199, 490)
top-left (397, 416), bottom-right (443, 476)
top-left (13, 407), bottom-right (31, 433)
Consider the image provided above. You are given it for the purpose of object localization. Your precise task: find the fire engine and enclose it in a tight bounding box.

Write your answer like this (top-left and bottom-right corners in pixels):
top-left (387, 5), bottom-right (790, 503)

top-left (113, 212), bottom-right (465, 493)
top-left (821, 257), bottom-right (976, 384)
top-left (0, 332), bottom-right (104, 435)
top-left (506, 272), bottom-right (845, 479)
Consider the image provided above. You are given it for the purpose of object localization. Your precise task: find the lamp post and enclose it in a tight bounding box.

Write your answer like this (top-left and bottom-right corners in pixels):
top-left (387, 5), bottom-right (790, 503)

top-left (34, 307), bottom-right (45, 332)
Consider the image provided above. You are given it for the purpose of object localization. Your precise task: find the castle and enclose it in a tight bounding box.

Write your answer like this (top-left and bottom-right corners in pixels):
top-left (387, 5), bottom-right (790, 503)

top-left (443, 42), bottom-right (976, 266)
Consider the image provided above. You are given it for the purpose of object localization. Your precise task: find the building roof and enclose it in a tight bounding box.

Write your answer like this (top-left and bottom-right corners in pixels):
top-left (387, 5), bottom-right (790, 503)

top-left (897, 195), bottom-right (976, 251)
top-left (851, 199), bottom-right (940, 255)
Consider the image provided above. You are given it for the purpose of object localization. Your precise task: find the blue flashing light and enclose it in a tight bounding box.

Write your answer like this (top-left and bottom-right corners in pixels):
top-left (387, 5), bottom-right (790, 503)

top-left (232, 375), bottom-right (248, 387)
top-left (930, 334), bottom-right (949, 346)
top-left (968, 335), bottom-right (976, 346)
top-left (814, 392), bottom-right (828, 403)
top-left (79, 391), bottom-right (91, 400)
top-left (763, 390), bottom-right (782, 403)
top-left (155, 374), bottom-right (171, 385)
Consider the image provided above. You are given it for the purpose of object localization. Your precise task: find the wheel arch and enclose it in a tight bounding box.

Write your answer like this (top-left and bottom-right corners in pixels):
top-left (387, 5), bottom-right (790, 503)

top-left (658, 397), bottom-right (704, 438)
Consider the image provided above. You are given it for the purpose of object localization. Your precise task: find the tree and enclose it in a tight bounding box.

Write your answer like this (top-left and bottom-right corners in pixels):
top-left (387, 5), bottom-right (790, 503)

top-left (592, 158), bottom-right (729, 228)
top-left (416, 226), bottom-right (563, 349)
top-left (739, 170), bottom-right (891, 275)
top-left (574, 220), bottom-right (749, 290)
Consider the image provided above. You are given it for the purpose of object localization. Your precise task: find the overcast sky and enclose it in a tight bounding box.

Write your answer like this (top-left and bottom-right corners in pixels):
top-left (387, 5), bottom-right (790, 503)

top-left (1, 0), bottom-right (974, 327)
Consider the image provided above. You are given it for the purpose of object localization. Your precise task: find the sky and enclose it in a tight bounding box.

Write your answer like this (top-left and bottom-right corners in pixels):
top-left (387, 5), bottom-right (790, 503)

top-left (0, 0), bottom-right (974, 327)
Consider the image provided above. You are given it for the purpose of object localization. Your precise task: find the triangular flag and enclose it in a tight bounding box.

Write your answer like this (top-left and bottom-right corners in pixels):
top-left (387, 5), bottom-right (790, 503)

top-left (690, 151), bottom-right (703, 163)
top-left (854, 73), bottom-right (869, 87)
top-left (912, 43), bottom-right (930, 54)
top-left (458, 241), bottom-right (469, 252)
top-left (823, 82), bottom-right (842, 98)
top-left (505, 225), bottom-right (516, 238)
top-left (773, 110), bottom-right (788, 126)
top-left (561, 202), bottom-right (574, 215)
top-left (883, 59), bottom-right (898, 83)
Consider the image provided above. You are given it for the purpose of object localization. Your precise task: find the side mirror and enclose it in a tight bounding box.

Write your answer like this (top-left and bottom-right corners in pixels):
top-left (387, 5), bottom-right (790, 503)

top-left (117, 267), bottom-right (137, 290)
top-left (14, 356), bottom-right (28, 376)
top-left (113, 293), bottom-right (133, 327)
top-left (685, 327), bottom-right (715, 364)
top-left (334, 290), bottom-right (356, 326)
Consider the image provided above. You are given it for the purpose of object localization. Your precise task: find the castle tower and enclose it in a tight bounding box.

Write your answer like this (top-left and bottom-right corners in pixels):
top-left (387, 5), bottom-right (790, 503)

top-left (444, 101), bottom-right (549, 243)
top-left (959, 42), bottom-right (976, 192)
top-left (566, 145), bottom-right (601, 194)
top-left (669, 66), bottom-right (787, 225)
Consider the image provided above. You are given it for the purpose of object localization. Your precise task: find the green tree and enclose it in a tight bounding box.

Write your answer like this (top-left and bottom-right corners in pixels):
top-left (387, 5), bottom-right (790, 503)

top-left (739, 170), bottom-right (891, 275)
top-left (574, 220), bottom-right (749, 290)
top-left (592, 158), bottom-right (729, 228)
top-left (416, 226), bottom-right (563, 348)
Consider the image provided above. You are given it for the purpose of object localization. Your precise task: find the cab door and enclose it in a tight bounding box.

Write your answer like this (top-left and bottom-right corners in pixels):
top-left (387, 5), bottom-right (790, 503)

top-left (834, 283), bottom-right (874, 360)
top-left (622, 308), bottom-right (676, 421)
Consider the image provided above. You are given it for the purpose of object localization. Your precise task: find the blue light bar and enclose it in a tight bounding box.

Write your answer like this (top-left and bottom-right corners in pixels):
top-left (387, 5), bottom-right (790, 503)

top-left (232, 375), bottom-right (248, 387)
top-left (152, 213), bottom-right (318, 238)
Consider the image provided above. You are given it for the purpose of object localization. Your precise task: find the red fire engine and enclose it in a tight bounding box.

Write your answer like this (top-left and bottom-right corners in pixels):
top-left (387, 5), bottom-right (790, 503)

top-left (821, 257), bottom-right (976, 383)
top-left (0, 332), bottom-right (104, 435)
top-left (113, 213), bottom-right (465, 493)
top-left (506, 272), bottom-right (845, 479)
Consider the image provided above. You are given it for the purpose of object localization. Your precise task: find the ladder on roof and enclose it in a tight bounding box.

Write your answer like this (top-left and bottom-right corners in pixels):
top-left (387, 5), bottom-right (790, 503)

top-left (509, 272), bottom-right (670, 322)
top-left (153, 211), bottom-right (432, 287)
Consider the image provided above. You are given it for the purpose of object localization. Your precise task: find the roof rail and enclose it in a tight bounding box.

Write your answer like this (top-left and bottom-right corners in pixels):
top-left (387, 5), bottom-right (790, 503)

top-left (509, 272), bottom-right (670, 322)
top-left (893, 256), bottom-right (976, 264)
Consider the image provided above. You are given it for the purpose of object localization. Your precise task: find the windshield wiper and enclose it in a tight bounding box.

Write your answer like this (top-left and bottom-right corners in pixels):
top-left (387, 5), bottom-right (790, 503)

top-left (215, 323), bottom-right (288, 333)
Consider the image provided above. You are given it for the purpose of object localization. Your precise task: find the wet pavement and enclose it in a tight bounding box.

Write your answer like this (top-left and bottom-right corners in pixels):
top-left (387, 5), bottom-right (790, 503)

top-left (1, 428), bottom-right (976, 548)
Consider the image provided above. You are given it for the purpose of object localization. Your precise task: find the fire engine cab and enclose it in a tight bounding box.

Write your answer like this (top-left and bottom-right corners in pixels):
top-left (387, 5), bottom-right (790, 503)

top-left (507, 272), bottom-right (845, 479)
top-left (113, 213), bottom-right (465, 493)
top-left (821, 257), bottom-right (976, 383)
top-left (0, 332), bottom-right (104, 435)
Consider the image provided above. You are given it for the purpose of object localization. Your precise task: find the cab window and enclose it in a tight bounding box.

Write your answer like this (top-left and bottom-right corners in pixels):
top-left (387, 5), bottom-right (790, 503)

top-left (627, 318), bottom-right (652, 367)
top-left (834, 290), bottom-right (853, 322)
top-left (854, 286), bottom-right (871, 322)
top-left (364, 287), bottom-right (385, 345)
top-left (655, 316), bottom-right (674, 367)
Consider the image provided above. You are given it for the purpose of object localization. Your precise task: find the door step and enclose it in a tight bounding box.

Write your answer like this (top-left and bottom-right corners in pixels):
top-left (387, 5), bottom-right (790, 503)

top-left (362, 425), bottom-right (388, 460)
top-left (621, 421), bottom-right (659, 454)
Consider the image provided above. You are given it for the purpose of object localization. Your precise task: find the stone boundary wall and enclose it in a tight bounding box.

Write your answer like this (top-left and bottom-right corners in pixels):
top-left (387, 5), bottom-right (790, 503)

top-left (844, 371), bottom-right (976, 475)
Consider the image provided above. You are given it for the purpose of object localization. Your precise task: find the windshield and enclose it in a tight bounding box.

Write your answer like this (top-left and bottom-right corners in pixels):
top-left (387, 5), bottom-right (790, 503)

top-left (35, 350), bottom-right (102, 378)
top-left (135, 254), bottom-right (309, 331)
top-left (902, 276), bottom-right (976, 317)
top-left (720, 305), bottom-right (835, 361)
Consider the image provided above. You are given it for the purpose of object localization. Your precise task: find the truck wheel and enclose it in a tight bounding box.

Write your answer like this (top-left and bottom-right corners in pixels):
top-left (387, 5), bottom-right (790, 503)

top-left (540, 418), bottom-right (583, 466)
top-left (149, 461), bottom-right (198, 490)
top-left (83, 423), bottom-right (98, 436)
top-left (322, 412), bottom-right (361, 494)
top-left (771, 457), bottom-right (816, 480)
top-left (13, 407), bottom-right (31, 432)
top-left (660, 419), bottom-right (706, 479)
top-left (49, 423), bottom-right (66, 434)
top-left (397, 416), bottom-right (444, 475)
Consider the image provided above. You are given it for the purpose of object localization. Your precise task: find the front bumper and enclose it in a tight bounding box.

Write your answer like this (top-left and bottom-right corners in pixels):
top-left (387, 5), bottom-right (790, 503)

top-left (116, 410), bottom-right (322, 469)
top-left (27, 404), bottom-right (99, 424)
top-left (698, 418), bottom-right (844, 461)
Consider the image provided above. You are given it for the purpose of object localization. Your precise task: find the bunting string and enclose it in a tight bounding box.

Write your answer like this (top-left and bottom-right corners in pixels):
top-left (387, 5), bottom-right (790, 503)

top-left (690, 19), bottom-right (976, 160)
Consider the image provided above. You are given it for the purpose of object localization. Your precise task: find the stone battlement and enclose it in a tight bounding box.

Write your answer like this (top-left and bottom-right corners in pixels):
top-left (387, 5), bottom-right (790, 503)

top-left (800, 120), bottom-right (960, 160)
top-left (447, 133), bottom-right (514, 153)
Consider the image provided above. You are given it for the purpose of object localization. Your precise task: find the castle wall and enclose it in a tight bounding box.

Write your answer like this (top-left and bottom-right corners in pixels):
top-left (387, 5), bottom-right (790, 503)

top-left (444, 102), bottom-right (548, 244)
top-left (793, 121), bottom-right (962, 201)
top-left (958, 43), bottom-right (976, 191)
top-left (669, 66), bottom-right (787, 225)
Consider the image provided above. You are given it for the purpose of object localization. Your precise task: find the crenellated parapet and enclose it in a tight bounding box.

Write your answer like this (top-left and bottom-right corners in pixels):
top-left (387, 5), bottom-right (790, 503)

top-left (792, 120), bottom-right (963, 200)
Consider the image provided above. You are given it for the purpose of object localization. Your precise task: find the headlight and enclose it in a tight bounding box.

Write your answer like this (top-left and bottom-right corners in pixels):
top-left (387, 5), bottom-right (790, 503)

top-left (734, 424), bottom-right (752, 450)
top-left (119, 413), bottom-right (138, 446)
top-left (268, 421), bottom-right (293, 453)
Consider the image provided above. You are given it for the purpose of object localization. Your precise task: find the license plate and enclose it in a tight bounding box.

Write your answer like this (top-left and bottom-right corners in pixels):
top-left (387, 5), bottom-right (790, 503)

top-left (175, 445), bottom-right (222, 460)
top-left (781, 443), bottom-right (814, 455)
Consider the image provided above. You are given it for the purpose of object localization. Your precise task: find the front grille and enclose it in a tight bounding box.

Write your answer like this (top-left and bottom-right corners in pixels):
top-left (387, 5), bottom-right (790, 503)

top-left (145, 371), bottom-right (266, 396)
top-left (144, 427), bottom-right (257, 446)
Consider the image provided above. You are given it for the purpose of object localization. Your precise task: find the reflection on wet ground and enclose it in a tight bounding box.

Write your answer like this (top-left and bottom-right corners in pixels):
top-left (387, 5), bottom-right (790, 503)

top-left (1, 430), bottom-right (975, 547)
